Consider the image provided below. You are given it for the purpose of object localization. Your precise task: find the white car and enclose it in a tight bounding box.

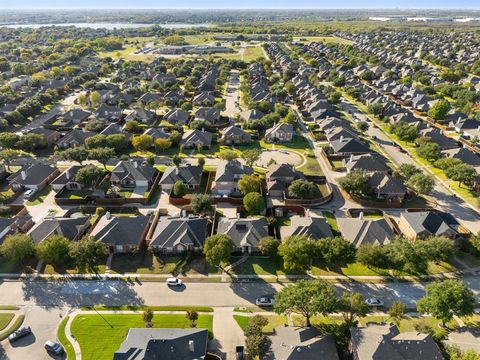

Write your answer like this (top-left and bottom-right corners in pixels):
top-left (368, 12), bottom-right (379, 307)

top-left (166, 277), bottom-right (183, 287)
top-left (365, 298), bottom-right (384, 307)
top-left (255, 297), bottom-right (275, 307)
top-left (23, 189), bottom-right (35, 199)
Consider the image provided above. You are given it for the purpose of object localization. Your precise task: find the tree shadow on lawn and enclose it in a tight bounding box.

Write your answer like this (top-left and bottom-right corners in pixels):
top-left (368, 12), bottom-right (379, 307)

top-left (21, 279), bottom-right (145, 309)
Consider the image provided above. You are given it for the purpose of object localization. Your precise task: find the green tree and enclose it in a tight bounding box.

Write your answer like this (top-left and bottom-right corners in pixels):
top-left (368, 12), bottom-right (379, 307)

top-left (190, 193), bottom-right (212, 215)
top-left (445, 163), bottom-right (477, 188)
top-left (89, 90), bottom-right (101, 105)
top-left (132, 135), bottom-right (153, 152)
top-left (391, 122), bottom-right (418, 143)
top-left (338, 170), bottom-right (370, 197)
top-left (0, 133), bottom-right (20, 149)
top-left (124, 120), bottom-right (142, 134)
top-left (197, 157), bottom-right (205, 169)
top-left (428, 99), bottom-right (450, 120)
top-left (241, 149), bottom-right (261, 167)
top-left (155, 138), bottom-right (172, 153)
top-left (386, 237), bottom-right (429, 274)
top-left (245, 315), bottom-right (268, 358)
top-left (407, 173), bottom-right (435, 195)
top-left (237, 174), bottom-right (260, 196)
top-left (356, 244), bottom-right (390, 269)
top-left (173, 180), bottom-right (188, 197)
top-left (416, 140), bottom-right (441, 162)
top-left (419, 236), bottom-right (457, 262)
top-left (172, 155), bottom-right (182, 167)
top-left (68, 236), bottom-right (107, 274)
top-left (57, 146), bottom-right (88, 165)
top-left (278, 235), bottom-right (318, 272)
top-left (75, 164), bottom-right (104, 189)
top-left (0, 149), bottom-right (20, 170)
top-left (258, 236), bottom-right (280, 257)
top-left (88, 147), bottom-right (115, 169)
top-left (243, 192), bottom-right (265, 215)
top-left (0, 234), bottom-right (35, 264)
top-left (36, 235), bottom-right (70, 266)
top-left (417, 279), bottom-right (475, 327)
top-left (339, 292), bottom-right (369, 327)
top-left (218, 150), bottom-right (238, 161)
top-left (389, 301), bottom-right (406, 326)
top-left (398, 164), bottom-right (420, 180)
top-left (318, 236), bottom-right (356, 267)
top-left (143, 309), bottom-right (154, 327)
top-left (287, 179), bottom-right (320, 199)
top-left (367, 103), bottom-right (384, 116)
top-left (274, 279), bottom-right (338, 327)
top-left (203, 234), bottom-right (233, 270)
top-left (356, 121), bottom-right (369, 132)
top-left (185, 310), bottom-right (199, 328)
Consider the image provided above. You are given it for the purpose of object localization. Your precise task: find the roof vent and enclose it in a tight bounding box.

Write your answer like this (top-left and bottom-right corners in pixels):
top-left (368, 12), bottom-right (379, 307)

top-left (189, 340), bottom-right (195, 352)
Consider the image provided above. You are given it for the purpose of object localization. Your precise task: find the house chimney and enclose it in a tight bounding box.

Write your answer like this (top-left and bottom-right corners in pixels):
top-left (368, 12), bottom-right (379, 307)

top-left (105, 211), bottom-right (111, 220)
top-left (340, 135), bottom-right (344, 142)
top-left (66, 169), bottom-right (70, 180)
top-left (188, 340), bottom-right (195, 353)
top-left (359, 211), bottom-right (364, 220)
top-left (134, 161), bottom-right (138, 168)
top-left (350, 154), bottom-right (354, 162)
top-left (306, 209), bottom-right (310, 218)
top-left (21, 171), bottom-right (26, 180)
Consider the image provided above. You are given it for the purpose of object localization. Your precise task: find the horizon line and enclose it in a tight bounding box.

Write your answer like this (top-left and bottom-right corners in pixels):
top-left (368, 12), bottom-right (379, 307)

top-left (1, 7), bottom-right (480, 10)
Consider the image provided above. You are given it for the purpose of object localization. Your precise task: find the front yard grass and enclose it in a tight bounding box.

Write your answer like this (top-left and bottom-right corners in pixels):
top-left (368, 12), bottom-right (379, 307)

top-left (322, 211), bottom-right (340, 235)
top-left (71, 313), bottom-right (213, 360)
top-left (57, 316), bottom-right (76, 360)
top-left (234, 314), bottom-right (287, 333)
top-left (0, 313), bottom-right (14, 331)
top-left (359, 315), bottom-right (457, 333)
top-left (231, 256), bottom-right (302, 276)
top-left (26, 186), bottom-right (52, 205)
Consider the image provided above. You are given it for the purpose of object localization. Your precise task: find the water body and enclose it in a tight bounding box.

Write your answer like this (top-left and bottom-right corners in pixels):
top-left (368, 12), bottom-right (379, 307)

top-left (0, 22), bottom-right (211, 29)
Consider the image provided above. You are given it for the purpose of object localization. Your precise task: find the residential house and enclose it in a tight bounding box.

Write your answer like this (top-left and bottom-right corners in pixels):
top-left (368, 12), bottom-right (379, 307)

top-left (351, 323), bottom-right (444, 360)
top-left (28, 128), bottom-right (62, 147)
top-left (192, 92), bottom-right (216, 107)
top-left (113, 328), bottom-right (209, 360)
top-left (266, 164), bottom-right (304, 197)
top-left (159, 165), bottom-right (203, 193)
top-left (337, 217), bottom-right (395, 247)
top-left (56, 129), bottom-right (97, 149)
top-left (194, 107), bottom-right (221, 124)
top-left (110, 160), bottom-right (157, 190)
top-left (442, 147), bottom-right (480, 167)
top-left (419, 128), bottom-right (458, 150)
top-left (125, 108), bottom-right (156, 125)
top-left (8, 163), bottom-right (60, 192)
top-left (149, 216), bottom-right (208, 253)
top-left (143, 127), bottom-right (170, 140)
top-left (217, 217), bottom-right (269, 253)
top-left (95, 104), bottom-right (123, 123)
top-left (264, 326), bottom-right (339, 360)
top-left (220, 126), bottom-right (251, 145)
top-left (180, 129), bottom-right (213, 149)
top-left (264, 123), bottom-right (295, 143)
top-left (330, 137), bottom-right (371, 156)
top-left (90, 213), bottom-right (150, 253)
top-left (397, 211), bottom-right (459, 240)
top-left (212, 160), bottom-right (254, 197)
top-left (240, 109), bottom-right (264, 122)
top-left (164, 108), bottom-right (190, 126)
top-left (280, 215), bottom-right (333, 240)
top-left (368, 172), bottom-right (407, 201)
top-left (50, 166), bottom-right (83, 192)
top-left (344, 154), bottom-right (389, 173)
top-left (28, 216), bottom-right (90, 245)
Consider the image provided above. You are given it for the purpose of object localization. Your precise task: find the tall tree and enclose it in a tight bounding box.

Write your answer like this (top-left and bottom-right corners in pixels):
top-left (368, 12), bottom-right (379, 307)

top-left (36, 235), bottom-right (70, 266)
top-left (0, 234), bottom-right (36, 264)
top-left (68, 236), bottom-right (107, 274)
top-left (339, 292), bottom-right (369, 327)
top-left (274, 279), bottom-right (338, 327)
top-left (241, 149), bottom-right (261, 167)
top-left (75, 165), bottom-right (104, 189)
top-left (203, 234), bottom-right (233, 270)
top-left (278, 235), bottom-right (318, 272)
top-left (237, 174), bottom-right (260, 196)
top-left (88, 147), bottom-right (115, 169)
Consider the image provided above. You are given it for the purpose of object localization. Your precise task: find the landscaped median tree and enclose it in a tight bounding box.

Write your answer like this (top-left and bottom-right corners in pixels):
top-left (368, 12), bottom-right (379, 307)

top-left (407, 173), bottom-right (435, 195)
top-left (243, 192), bottom-right (265, 215)
top-left (398, 164), bottom-right (421, 180)
top-left (237, 174), bottom-right (260, 196)
top-left (0, 234), bottom-right (36, 264)
top-left (203, 234), bottom-right (233, 271)
top-left (36, 235), bottom-right (70, 266)
top-left (417, 279), bottom-right (475, 327)
top-left (274, 279), bottom-right (338, 327)
top-left (68, 236), bottom-right (107, 274)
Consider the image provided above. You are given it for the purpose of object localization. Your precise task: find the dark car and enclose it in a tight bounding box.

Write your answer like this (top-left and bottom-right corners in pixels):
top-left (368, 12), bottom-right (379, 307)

top-left (8, 326), bottom-right (32, 342)
top-left (45, 341), bottom-right (65, 355)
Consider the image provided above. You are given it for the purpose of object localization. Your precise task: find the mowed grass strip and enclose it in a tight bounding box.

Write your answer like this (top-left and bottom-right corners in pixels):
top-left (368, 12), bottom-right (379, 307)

top-left (0, 313), bottom-right (14, 331)
top-left (71, 314), bottom-right (213, 360)
top-left (57, 316), bottom-right (76, 360)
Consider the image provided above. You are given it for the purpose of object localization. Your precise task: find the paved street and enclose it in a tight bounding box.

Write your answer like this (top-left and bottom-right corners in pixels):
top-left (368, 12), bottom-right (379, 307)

top-left (223, 69), bottom-right (241, 119)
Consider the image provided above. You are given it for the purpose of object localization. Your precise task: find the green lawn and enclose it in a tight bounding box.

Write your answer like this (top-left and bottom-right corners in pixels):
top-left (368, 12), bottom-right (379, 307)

top-left (110, 253), bottom-right (182, 275)
top-left (57, 316), bottom-right (76, 360)
top-left (0, 313), bottom-right (14, 331)
top-left (71, 314), bottom-right (213, 360)
top-left (292, 35), bottom-right (353, 45)
top-left (233, 314), bottom-right (287, 333)
top-left (83, 305), bottom-right (213, 312)
top-left (322, 211), bottom-right (339, 235)
top-left (359, 315), bottom-right (457, 332)
top-left (231, 256), bottom-right (302, 276)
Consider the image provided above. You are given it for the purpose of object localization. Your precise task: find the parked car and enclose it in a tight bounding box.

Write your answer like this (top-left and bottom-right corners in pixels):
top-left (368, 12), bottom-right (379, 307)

top-left (396, 146), bottom-right (406, 153)
top-left (8, 326), bottom-right (32, 342)
top-left (255, 296), bottom-right (275, 307)
top-left (365, 298), bottom-right (384, 307)
top-left (45, 341), bottom-right (64, 355)
top-left (166, 277), bottom-right (183, 287)
top-left (23, 189), bottom-right (35, 199)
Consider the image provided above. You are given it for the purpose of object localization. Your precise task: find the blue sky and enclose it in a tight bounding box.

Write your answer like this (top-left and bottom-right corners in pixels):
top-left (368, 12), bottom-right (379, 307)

top-left (0, 0), bottom-right (478, 9)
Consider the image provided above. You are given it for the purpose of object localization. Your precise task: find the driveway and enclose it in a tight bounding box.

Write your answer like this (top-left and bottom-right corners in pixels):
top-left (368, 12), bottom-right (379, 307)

top-left (1, 306), bottom-right (68, 360)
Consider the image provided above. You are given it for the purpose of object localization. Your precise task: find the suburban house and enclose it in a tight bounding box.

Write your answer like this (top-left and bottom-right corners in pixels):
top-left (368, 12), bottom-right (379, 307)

top-left (264, 123), bottom-right (295, 143)
top-left (0, 218), bottom-right (21, 246)
top-left (419, 128), bottom-right (458, 150)
top-left (397, 211), bottom-right (459, 240)
top-left (125, 108), bottom-right (156, 125)
top-left (266, 164), bottom-right (305, 197)
top-left (110, 160), bottom-right (158, 191)
top-left (192, 92), bottom-right (216, 106)
top-left (56, 129), bottom-right (97, 149)
top-left (180, 129), bottom-right (213, 149)
top-left (240, 109), bottom-right (264, 122)
top-left (164, 108), bottom-right (190, 126)
top-left (211, 160), bottom-right (254, 197)
top-left (350, 323), bottom-right (444, 360)
top-left (8, 163), bottom-right (60, 192)
top-left (368, 172), bottom-right (407, 201)
top-left (217, 217), bottom-right (269, 253)
top-left (50, 165), bottom-right (83, 192)
top-left (28, 216), bottom-right (90, 245)
top-left (442, 147), bottom-right (480, 167)
top-left (159, 165), bottom-right (203, 193)
top-left (113, 328), bottom-right (209, 360)
top-left (220, 125), bottom-right (252, 145)
top-left (264, 326), bottom-right (339, 360)
top-left (280, 215), bottom-right (333, 240)
top-left (28, 128), bottom-right (62, 147)
top-left (149, 216), bottom-right (208, 253)
top-left (344, 154), bottom-right (389, 173)
top-left (90, 213), bottom-right (151, 253)
top-left (329, 137), bottom-right (371, 156)
top-left (337, 217), bottom-right (395, 247)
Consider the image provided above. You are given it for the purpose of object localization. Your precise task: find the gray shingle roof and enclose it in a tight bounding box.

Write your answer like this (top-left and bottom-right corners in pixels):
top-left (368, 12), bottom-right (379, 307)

top-left (217, 217), bottom-right (268, 248)
top-left (110, 161), bottom-right (157, 184)
top-left (28, 217), bottom-right (89, 245)
top-left (91, 215), bottom-right (149, 246)
top-left (214, 160), bottom-right (253, 182)
top-left (159, 165), bottom-right (202, 187)
top-left (8, 163), bottom-right (58, 186)
top-left (401, 211), bottom-right (455, 237)
top-left (149, 216), bottom-right (208, 248)
top-left (280, 215), bottom-right (333, 240)
top-left (337, 218), bottom-right (395, 247)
